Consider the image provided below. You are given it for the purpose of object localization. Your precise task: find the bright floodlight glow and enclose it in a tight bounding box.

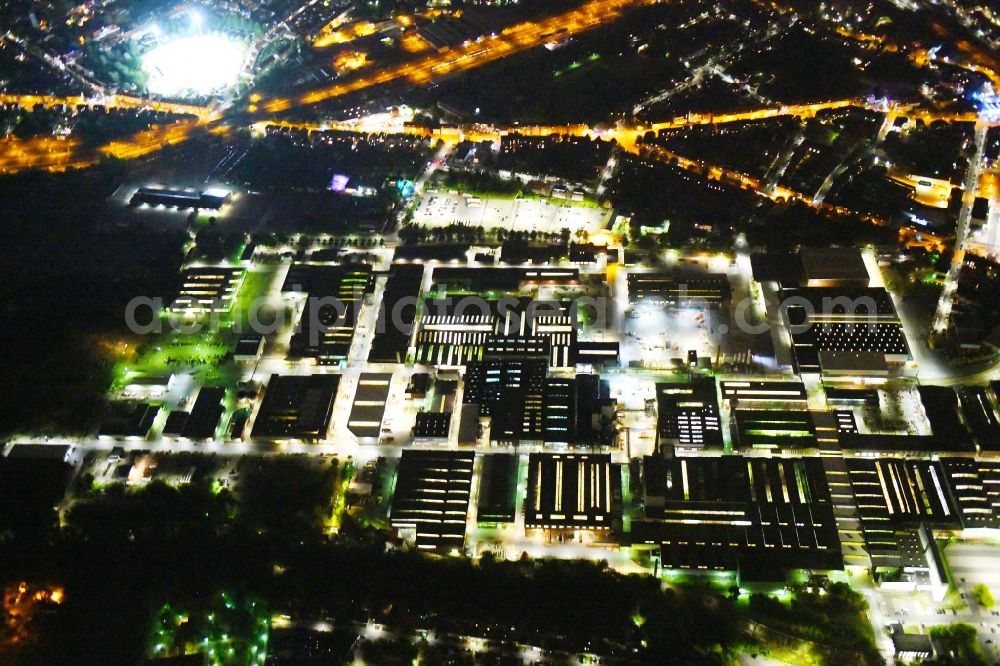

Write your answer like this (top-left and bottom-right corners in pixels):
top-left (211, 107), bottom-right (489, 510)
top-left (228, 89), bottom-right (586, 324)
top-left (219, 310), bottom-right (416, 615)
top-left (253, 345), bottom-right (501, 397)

top-left (142, 35), bottom-right (245, 97)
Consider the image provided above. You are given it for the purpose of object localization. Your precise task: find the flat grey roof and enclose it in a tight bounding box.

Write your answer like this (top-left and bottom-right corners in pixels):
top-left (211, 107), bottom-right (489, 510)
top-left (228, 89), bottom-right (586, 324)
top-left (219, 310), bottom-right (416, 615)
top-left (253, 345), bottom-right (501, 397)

top-left (799, 247), bottom-right (870, 284)
top-left (347, 373), bottom-right (393, 440)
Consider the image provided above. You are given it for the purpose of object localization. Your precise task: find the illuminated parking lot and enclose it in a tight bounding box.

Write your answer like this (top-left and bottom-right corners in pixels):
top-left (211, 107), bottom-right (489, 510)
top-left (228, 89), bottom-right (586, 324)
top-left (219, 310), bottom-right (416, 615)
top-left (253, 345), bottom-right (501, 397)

top-left (412, 192), bottom-right (610, 233)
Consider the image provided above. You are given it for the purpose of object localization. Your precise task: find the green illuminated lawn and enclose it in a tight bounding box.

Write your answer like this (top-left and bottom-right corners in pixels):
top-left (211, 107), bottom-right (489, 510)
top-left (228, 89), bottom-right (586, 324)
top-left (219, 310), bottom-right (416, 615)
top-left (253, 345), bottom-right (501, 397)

top-left (110, 268), bottom-right (281, 393)
top-left (328, 460), bottom-right (355, 532)
top-left (227, 268), bottom-right (280, 331)
top-left (763, 640), bottom-right (821, 666)
top-left (113, 329), bottom-right (231, 389)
